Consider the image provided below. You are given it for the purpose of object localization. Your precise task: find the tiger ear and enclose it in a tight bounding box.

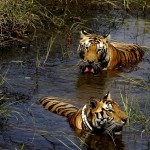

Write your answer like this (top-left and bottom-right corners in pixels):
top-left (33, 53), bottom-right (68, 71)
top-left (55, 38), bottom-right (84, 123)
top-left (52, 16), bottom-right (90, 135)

top-left (103, 34), bottom-right (111, 41)
top-left (89, 97), bottom-right (97, 109)
top-left (103, 91), bottom-right (111, 100)
top-left (81, 29), bottom-right (88, 38)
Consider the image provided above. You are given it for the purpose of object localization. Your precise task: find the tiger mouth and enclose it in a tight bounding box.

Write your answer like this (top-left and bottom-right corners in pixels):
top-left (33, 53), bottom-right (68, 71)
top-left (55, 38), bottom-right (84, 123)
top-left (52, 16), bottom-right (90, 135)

top-left (81, 65), bottom-right (101, 74)
top-left (111, 125), bottom-right (123, 134)
top-left (103, 123), bottom-right (124, 135)
top-left (79, 61), bottom-right (102, 74)
top-left (92, 122), bottom-right (124, 135)
top-left (84, 67), bottom-right (95, 73)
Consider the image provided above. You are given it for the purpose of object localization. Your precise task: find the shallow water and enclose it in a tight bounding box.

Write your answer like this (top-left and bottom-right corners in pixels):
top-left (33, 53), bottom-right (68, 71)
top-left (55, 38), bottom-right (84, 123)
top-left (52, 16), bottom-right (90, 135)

top-left (0, 16), bottom-right (150, 150)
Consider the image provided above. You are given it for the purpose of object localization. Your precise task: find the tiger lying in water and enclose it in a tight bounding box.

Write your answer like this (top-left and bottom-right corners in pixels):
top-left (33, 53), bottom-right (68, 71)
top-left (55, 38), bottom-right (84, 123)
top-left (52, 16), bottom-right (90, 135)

top-left (40, 92), bottom-right (128, 135)
top-left (78, 30), bottom-right (144, 74)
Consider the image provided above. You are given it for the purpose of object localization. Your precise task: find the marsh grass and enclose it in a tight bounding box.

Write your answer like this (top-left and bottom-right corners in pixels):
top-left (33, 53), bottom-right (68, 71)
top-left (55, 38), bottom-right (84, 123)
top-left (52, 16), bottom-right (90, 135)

top-left (0, 95), bottom-right (17, 120)
top-left (0, 69), bottom-right (26, 120)
top-left (0, 0), bottom-right (42, 47)
top-left (119, 81), bottom-right (150, 136)
top-left (19, 144), bottom-right (24, 150)
top-left (44, 33), bottom-right (58, 64)
top-left (0, 70), bottom-right (9, 116)
top-left (120, 75), bottom-right (150, 90)
top-left (123, 0), bottom-right (150, 12)
top-left (40, 131), bottom-right (85, 150)
top-left (11, 124), bottom-right (84, 150)
top-left (0, 0), bottom-right (148, 48)
top-left (0, 72), bottom-right (7, 87)
top-left (0, 97), bottom-right (9, 116)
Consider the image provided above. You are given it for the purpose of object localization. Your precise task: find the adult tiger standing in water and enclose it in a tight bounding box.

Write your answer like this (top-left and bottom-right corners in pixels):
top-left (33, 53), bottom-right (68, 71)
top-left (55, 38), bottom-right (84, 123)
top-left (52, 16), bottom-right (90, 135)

top-left (40, 92), bottom-right (128, 135)
top-left (78, 30), bottom-right (144, 74)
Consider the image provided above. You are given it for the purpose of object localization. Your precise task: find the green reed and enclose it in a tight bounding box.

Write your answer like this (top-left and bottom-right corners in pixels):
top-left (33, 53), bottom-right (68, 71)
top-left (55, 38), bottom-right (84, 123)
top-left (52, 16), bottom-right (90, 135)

top-left (0, 68), bottom-right (25, 119)
top-left (0, 0), bottom-right (149, 48)
top-left (0, 70), bottom-right (9, 117)
top-left (0, 0), bottom-right (40, 47)
top-left (119, 77), bottom-right (150, 136)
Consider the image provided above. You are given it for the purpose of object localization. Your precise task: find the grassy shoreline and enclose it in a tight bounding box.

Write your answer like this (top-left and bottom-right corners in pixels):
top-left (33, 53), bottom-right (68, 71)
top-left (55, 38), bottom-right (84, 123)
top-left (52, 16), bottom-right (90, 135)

top-left (0, 0), bottom-right (149, 48)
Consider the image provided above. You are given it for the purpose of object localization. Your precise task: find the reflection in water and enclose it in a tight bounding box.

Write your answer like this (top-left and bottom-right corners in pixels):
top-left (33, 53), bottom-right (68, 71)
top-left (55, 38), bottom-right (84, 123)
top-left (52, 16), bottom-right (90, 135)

top-left (74, 128), bottom-right (125, 150)
top-left (76, 71), bottom-right (120, 102)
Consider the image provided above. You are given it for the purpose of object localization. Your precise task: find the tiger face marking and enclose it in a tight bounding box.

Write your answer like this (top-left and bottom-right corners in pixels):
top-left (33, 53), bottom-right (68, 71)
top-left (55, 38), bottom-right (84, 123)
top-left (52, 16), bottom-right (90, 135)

top-left (78, 30), bottom-right (144, 74)
top-left (78, 30), bottom-right (110, 74)
top-left (82, 93), bottom-right (128, 134)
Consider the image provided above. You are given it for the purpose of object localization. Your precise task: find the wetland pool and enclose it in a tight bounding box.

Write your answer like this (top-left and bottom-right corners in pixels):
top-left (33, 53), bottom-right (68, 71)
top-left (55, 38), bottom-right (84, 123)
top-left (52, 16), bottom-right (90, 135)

top-left (0, 17), bottom-right (150, 150)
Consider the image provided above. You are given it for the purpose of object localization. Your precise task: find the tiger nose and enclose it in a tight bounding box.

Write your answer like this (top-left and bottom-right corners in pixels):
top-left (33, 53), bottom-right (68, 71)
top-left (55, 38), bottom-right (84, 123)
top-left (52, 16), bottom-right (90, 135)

top-left (88, 60), bottom-right (94, 64)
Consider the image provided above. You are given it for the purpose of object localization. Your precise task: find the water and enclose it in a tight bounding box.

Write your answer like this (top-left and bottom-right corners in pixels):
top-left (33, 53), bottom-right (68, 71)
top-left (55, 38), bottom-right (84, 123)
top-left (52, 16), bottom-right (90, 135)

top-left (0, 16), bottom-right (150, 150)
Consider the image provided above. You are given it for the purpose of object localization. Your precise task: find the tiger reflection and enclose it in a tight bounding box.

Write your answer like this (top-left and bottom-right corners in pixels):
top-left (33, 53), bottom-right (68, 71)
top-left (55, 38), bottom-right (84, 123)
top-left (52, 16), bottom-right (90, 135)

top-left (74, 128), bottom-right (125, 150)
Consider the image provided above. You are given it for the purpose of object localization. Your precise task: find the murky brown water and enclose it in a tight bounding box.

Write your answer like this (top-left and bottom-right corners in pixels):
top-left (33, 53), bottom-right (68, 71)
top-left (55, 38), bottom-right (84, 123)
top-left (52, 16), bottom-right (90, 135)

top-left (0, 11), bottom-right (150, 150)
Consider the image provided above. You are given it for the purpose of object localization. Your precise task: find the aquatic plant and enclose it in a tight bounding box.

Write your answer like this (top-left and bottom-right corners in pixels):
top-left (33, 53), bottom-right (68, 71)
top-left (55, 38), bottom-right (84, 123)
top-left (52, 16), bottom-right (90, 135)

top-left (119, 80), bottom-right (150, 136)
top-left (0, 72), bottom-right (9, 117)
top-left (0, 69), bottom-right (23, 119)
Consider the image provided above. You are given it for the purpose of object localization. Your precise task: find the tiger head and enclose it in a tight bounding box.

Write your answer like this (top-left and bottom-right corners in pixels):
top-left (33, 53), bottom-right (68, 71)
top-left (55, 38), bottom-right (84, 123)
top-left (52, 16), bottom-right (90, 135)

top-left (82, 92), bottom-right (128, 134)
top-left (78, 30), bottom-right (110, 74)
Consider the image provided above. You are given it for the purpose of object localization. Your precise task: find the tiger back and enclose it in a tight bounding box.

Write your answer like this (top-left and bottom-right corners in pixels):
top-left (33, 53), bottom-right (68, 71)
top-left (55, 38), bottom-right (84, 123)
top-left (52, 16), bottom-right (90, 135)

top-left (40, 92), bottom-right (128, 135)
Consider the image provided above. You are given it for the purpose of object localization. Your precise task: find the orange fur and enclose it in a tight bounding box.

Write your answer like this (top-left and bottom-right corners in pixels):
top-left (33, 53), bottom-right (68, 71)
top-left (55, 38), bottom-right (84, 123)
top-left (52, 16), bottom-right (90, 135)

top-left (40, 93), bottom-right (128, 134)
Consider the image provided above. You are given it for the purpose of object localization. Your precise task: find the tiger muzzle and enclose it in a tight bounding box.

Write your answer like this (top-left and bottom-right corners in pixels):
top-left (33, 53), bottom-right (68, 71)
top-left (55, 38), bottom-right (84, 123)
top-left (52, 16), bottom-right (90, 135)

top-left (79, 60), bottom-right (102, 74)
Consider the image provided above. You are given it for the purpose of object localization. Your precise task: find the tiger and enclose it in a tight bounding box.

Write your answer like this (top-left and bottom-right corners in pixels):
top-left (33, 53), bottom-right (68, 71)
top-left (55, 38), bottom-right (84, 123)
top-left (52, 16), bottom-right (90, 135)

top-left (40, 92), bottom-right (128, 135)
top-left (77, 30), bottom-right (144, 74)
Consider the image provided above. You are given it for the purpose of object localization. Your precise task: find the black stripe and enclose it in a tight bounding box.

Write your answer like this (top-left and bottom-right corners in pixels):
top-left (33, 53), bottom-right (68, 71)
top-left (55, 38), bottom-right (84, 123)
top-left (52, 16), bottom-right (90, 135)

top-left (46, 103), bottom-right (59, 111)
top-left (60, 109), bottom-right (74, 116)
top-left (42, 101), bottom-right (49, 107)
top-left (55, 103), bottom-right (69, 111)
top-left (57, 106), bottom-right (77, 114)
